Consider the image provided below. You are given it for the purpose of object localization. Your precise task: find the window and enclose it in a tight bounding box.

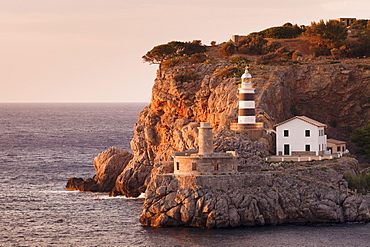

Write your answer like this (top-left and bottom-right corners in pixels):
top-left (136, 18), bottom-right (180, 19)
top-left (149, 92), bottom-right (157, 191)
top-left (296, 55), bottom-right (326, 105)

top-left (305, 130), bottom-right (310, 137)
top-left (342, 146), bottom-right (345, 152)
top-left (176, 162), bottom-right (180, 170)
top-left (214, 163), bottom-right (219, 171)
top-left (192, 162), bottom-right (197, 171)
top-left (319, 129), bottom-right (324, 136)
top-left (337, 146), bottom-right (341, 152)
top-left (305, 145), bottom-right (310, 151)
top-left (284, 130), bottom-right (289, 137)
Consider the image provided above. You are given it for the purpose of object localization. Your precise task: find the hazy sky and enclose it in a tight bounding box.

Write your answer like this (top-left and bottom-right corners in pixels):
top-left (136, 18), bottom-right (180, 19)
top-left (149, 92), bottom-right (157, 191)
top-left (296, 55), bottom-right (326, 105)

top-left (1, 0), bottom-right (369, 102)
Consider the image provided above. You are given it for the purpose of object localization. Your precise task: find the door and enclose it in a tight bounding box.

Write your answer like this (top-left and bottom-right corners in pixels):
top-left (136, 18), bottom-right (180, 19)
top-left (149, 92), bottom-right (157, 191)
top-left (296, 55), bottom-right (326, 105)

top-left (284, 144), bottom-right (290, 155)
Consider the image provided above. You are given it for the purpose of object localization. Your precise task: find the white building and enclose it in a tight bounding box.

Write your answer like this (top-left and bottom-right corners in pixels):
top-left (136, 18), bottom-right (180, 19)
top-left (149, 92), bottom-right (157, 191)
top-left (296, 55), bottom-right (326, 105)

top-left (275, 116), bottom-right (327, 156)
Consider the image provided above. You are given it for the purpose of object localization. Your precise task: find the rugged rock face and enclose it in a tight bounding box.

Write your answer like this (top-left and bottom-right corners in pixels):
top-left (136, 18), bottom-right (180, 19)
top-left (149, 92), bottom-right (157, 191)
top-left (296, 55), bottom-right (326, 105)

top-left (117, 60), bottom-right (370, 197)
top-left (257, 63), bottom-right (370, 140)
top-left (66, 147), bottom-right (133, 192)
top-left (140, 157), bottom-right (370, 228)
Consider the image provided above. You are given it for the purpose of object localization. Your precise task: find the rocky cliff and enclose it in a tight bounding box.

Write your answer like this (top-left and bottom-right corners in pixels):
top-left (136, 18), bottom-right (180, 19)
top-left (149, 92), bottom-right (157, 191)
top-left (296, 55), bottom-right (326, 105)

top-left (140, 157), bottom-right (370, 228)
top-left (65, 55), bottom-right (370, 228)
top-left (114, 58), bottom-right (370, 197)
top-left (66, 147), bottom-right (133, 192)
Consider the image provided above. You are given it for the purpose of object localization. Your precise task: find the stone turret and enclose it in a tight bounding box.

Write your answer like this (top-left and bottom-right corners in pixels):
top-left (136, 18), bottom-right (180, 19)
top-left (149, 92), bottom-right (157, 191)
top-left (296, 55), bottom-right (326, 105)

top-left (173, 122), bottom-right (237, 175)
top-left (198, 122), bottom-right (213, 155)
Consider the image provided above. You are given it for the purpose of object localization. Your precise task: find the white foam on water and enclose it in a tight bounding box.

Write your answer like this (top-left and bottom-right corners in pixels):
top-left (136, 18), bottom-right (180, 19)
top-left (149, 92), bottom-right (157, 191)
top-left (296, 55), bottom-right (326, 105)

top-left (40, 190), bottom-right (80, 194)
top-left (94, 193), bottom-right (146, 200)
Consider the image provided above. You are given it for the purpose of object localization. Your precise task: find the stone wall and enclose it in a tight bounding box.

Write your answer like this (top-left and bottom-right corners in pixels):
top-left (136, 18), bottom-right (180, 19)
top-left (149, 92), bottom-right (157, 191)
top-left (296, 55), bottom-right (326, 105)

top-left (174, 155), bottom-right (237, 175)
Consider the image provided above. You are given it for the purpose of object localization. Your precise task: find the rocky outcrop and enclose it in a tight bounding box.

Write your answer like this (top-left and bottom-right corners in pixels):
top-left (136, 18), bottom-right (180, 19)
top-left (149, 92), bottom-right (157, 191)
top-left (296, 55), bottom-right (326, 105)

top-left (257, 63), bottom-right (370, 141)
top-left (140, 157), bottom-right (370, 228)
top-left (66, 147), bottom-right (133, 192)
top-left (115, 60), bottom-right (370, 197)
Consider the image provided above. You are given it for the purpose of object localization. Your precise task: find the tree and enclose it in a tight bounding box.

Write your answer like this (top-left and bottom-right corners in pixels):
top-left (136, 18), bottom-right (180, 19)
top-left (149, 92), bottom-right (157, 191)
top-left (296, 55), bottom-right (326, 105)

top-left (238, 33), bottom-right (267, 55)
top-left (142, 40), bottom-right (207, 69)
top-left (350, 19), bottom-right (369, 29)
top-left (142, 44), bottom-right (177, 65)
top-left (350, 122), bottom-right (370, 159)
top-left (305, 20), bottom-right (348, 48)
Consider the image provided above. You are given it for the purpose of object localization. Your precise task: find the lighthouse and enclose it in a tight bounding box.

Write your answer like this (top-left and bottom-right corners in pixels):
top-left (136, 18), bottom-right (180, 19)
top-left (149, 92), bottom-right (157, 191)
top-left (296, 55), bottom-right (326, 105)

top-left (238, 68), bottom-right (256, 124)
top-left (230, 67), bottom-right (263, 140)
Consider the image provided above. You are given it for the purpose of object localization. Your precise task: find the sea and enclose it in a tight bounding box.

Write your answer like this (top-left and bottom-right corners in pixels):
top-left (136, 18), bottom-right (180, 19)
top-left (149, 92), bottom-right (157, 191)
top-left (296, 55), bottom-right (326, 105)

top-left (0, 103), bottom-right (369, 247)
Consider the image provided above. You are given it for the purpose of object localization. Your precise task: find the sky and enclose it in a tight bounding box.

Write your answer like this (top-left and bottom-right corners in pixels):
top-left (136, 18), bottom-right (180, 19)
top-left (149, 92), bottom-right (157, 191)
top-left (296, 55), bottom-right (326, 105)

top-left (1, 0), bottom-right (369, 103)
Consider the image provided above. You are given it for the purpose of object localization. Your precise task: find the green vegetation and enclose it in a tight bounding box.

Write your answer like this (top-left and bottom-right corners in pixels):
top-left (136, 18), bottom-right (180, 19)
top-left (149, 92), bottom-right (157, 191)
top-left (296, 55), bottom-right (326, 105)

top-left (329, 119), bottom-right (338, 128)
top-left (230, 56), bottom-right (250, 67)
top-left (343, 171), bottom-right (370, 193)
top-left (218, 41), bottom-right (236, 57)
top-left (217, 66), bottom-right (244, 79)
top-left (174, 70), bottom-right (199, 82)
top-left (144, 18), bottom-right (370, 69)
top-left (306, 20), bottom-right (347, 44)
top-left (142, 40), bottom-right (207, 66)
top-left (259, 23), bottom-right (303, 39)
top-left (238, 33), bottom-right (268, 55)
top-left (290, 106), bottom-right (301, 116)
top-left (350, 19), bottom-right (369, 29)
top-left (350, 122), bottom-right (370, 159)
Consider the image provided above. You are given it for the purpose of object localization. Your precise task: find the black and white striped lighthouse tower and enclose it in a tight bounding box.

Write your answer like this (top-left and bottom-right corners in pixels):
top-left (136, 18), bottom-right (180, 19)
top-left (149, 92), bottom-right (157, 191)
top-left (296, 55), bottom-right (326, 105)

top-left (230, 67), bottom-right (263, 140)
top-left (238, 68), bottom-right (256, 124)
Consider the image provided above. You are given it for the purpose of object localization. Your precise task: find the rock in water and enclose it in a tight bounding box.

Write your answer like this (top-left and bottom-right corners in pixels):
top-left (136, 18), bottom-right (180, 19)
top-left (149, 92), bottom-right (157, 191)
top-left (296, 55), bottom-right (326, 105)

top-left (66, 147), bottom-right (133, 192)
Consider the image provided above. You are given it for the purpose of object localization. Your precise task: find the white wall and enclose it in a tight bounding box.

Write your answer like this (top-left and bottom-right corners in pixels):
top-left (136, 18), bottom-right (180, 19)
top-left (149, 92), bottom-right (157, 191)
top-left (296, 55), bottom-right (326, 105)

top-left (276, 118), bottom-right (327, 155)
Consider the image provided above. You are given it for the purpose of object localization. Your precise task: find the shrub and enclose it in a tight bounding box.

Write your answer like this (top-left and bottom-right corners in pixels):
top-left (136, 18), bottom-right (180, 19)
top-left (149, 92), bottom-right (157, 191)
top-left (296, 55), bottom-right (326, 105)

top-left (260, 26), bottom-right (303, 39)
top-left (174, 70), bottom-right (199, 82)
top-left (219, 41), bottom-right (236, 57)
top-left (162, 56), bottom-right (188, 68)
top-left (264, 40), bottom-right (282, 53)
top-left (330, 48), bottom-right (341, 59)
top-left (343, 171), bottom-right (370, 193)
top-left (230, 56), bottom-right (250, 67)
top-left (305, 20), bottom-right (347, 47)
top-left (350, 122), bottom-right (370, 159)
top-left (217, 66), bottom-right (244, 79)
top-left (329, 119), bottom-right (338, 128)
top-left (238, 33), bottom-right (267, 55)
top-left (189, 53), bottom-right (208, 64)
top-left (350, 19), bottom-right (369, 29)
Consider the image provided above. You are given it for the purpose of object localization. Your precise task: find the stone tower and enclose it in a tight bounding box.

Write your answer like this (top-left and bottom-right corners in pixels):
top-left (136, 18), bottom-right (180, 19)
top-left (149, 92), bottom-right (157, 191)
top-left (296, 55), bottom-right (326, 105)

top-left (230, 67), bottom-right (263, 140)
top-left (198, 122), bottom-right (213, 155)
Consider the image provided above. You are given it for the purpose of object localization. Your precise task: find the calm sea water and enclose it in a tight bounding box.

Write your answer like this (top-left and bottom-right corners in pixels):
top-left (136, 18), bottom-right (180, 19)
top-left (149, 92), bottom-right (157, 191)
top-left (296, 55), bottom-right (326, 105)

top-left (0, 103), bottom-right (369, 247)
